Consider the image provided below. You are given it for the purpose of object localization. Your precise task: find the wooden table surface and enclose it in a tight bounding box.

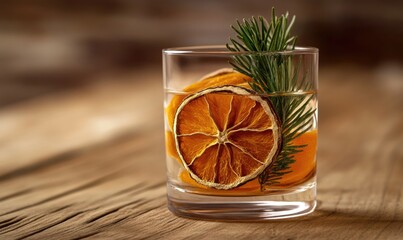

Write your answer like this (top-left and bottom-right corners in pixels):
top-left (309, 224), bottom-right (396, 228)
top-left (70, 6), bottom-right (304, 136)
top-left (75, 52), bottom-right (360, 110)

top-left (0, 66), bottom-right (402, 239)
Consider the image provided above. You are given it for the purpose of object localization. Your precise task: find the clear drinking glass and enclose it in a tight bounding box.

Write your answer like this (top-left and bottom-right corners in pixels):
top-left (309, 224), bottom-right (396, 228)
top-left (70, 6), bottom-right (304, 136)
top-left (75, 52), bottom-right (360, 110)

top-left (163, 46), bottom-right (318, 220)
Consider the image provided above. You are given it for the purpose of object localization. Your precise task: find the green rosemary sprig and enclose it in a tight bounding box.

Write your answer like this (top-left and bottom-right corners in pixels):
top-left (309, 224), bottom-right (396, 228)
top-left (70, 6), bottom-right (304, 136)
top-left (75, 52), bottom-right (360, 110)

top-left (226, 8), bottom-right (316, 190)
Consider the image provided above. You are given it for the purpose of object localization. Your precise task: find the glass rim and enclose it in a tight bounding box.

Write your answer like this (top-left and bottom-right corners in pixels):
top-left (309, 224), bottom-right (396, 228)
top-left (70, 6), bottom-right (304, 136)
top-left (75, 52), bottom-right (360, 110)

top-left (163, 45), bottom-right (318, 55)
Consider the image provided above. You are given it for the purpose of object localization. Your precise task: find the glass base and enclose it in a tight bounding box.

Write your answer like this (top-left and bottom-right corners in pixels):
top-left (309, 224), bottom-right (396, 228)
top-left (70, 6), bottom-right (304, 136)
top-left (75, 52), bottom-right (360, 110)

top-left (167, 180), bottom-right (316, 221)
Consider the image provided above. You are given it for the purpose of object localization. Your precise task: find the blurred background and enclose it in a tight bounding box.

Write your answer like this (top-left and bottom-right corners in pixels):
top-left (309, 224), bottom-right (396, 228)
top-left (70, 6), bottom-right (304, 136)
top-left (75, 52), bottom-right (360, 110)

top-left (0, 2), bottom-right (402, 236)
top-left (0, 0), bottom-right (402, 106)
top-left (1, 3), bottom-right (402, 236)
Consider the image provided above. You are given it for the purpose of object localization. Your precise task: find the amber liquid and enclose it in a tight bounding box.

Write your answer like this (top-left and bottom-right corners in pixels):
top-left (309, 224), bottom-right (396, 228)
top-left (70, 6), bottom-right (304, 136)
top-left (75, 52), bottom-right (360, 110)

top-left (164, 91), bottom-right (317, 196)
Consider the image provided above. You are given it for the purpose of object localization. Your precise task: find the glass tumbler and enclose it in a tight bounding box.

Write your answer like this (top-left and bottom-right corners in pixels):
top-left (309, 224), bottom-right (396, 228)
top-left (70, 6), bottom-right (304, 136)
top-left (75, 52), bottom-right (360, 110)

top-left (163, 46), bottom-right (318, 220)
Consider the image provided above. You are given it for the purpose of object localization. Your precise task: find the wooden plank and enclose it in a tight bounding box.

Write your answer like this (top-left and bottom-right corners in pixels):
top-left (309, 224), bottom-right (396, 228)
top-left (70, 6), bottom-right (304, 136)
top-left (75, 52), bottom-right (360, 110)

top-left (0, 69), bottom-right (163, 177)
top-left (0, 67), bottom-right (402, 239)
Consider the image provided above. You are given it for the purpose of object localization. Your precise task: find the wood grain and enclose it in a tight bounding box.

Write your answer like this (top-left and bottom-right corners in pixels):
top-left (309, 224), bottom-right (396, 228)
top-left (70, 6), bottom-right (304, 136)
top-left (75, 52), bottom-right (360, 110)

top-left (0, 66), bottom-right (402, 239)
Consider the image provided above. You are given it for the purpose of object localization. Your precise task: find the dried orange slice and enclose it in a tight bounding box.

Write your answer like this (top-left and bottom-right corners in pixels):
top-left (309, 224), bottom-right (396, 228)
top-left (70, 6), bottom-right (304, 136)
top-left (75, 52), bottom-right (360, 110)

top-left (173, 86), bottom-right (280, 190)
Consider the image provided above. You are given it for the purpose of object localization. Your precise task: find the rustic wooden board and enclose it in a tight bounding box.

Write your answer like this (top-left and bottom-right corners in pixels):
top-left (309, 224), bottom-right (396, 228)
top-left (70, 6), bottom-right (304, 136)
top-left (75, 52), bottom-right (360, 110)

top-left (0, 67), bottom-right (402, 239)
